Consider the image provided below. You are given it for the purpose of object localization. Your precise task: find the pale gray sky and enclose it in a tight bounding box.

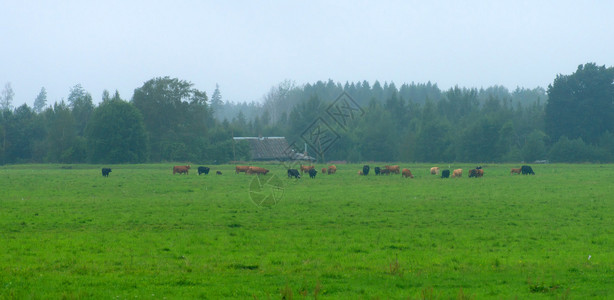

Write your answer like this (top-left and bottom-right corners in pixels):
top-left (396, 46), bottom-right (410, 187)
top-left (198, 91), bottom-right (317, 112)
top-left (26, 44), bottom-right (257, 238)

top-left (2, 0), bottom-right (613, 108)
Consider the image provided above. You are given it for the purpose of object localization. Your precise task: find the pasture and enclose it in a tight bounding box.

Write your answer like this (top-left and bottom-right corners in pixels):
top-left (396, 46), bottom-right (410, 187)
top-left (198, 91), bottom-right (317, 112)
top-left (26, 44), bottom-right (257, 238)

top-left (1, 163), bottom-right (613, 299)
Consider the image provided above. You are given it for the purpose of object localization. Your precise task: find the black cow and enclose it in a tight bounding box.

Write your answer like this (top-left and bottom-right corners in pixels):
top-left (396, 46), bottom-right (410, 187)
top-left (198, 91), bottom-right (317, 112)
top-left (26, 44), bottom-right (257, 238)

top-left (374, 167), bottom-right (381, 175)
top-left (521, 165), bottom-right (535, 175)
top-left (216, 171), bottom-right (222, 175)
top-left (287, 169), bottom-right (300, 179)
top-left (308, 168), bottom-right (317, 179)
top-left (101, 168), bottom-right (112, 177)
top-left (198, 166), bottom-right (210, 175)
top-left (441, 169), bottom-right (450, 178)
top-left (469, 169), bottom-right (479, 178)
top-left (476, 166), bottom-right (483, 170)
top-left (363, 165), bottom-right (370, 176)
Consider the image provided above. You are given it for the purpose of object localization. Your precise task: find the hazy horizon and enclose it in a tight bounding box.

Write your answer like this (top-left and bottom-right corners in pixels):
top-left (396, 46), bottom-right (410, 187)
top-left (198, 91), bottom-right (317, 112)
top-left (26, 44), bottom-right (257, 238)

top-left (2, 1), bottom-right (613, 107)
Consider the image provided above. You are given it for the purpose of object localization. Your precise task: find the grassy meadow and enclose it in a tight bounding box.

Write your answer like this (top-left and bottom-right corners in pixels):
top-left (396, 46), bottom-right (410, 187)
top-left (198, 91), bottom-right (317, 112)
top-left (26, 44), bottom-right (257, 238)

top-left (1, 163), bottom-right (613, 299)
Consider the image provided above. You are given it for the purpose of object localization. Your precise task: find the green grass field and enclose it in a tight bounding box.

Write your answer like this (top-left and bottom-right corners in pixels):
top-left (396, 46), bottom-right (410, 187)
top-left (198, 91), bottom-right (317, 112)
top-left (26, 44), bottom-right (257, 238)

top-left (1, 163), bottom-right (613, 299)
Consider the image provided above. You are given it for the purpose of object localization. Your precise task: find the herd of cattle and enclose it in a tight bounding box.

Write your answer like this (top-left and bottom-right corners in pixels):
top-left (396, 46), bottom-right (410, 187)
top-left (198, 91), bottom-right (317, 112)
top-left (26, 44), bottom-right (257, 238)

top-left (100, 164), bottom-right (536, 178)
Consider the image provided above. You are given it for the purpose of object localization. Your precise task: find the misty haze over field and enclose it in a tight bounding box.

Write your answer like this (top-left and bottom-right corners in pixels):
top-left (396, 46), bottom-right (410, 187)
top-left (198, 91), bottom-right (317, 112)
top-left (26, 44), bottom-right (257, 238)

top-left (2, 1), bottom-right (613, 106)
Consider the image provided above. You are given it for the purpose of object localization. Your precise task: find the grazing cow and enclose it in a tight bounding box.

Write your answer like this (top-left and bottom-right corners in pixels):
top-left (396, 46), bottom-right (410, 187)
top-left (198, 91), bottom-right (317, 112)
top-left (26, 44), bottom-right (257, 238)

top-left (469, 169), bottom-right (484, 178)
top-left (521, 165), bottom-right (535, 175)
top-left (358, 170), bottom-right (363, 175)
top-left (235, 165), bottom-right (250, 174)
top-left (327, 165), bottom-right (337, 174)
top-left (385, 165), bottom-right (400, 174)
top-left (510, 168), bottom-right (521, 175)
top-left (363, 165), bottom-right (370, 176)
top-left (402, 168), bottom-right (414, 178)
top-left (430, 167), bottom-right (440, 175)
top-left (287, 169), bottom-right (300, 179)
top-left (300, 165), bottom-right (315, 173)
top-left (374, 167), bottom-right (381, 175)
top-left (452, 169), bottom-right (462, 178)
top-left (101, 168), bottom-right (112, 177)
top-left (173, 165), bottom-right (190, 175)
top-left (198, 166), bottom-right (210, 175)
top-left (247, 166), bottom-right (269, 175)
top-left (380, 168), bottom-right (391, 175)
top-left (216, 171), bottom-right (222, 175)
top-left (322, 168), bottom-right (327, 174)
top-left (441, 169), bottom-right (450, 178)
top-left (309, 168), bottom-right (317, 178)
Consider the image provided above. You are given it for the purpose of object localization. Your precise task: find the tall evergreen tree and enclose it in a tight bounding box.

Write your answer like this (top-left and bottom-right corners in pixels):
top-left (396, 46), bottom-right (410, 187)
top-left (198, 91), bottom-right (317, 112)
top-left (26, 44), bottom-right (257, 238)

top-left (33, 87), bottom-right (47, 113)
top-left (210, 83), bottom-right (223, 119)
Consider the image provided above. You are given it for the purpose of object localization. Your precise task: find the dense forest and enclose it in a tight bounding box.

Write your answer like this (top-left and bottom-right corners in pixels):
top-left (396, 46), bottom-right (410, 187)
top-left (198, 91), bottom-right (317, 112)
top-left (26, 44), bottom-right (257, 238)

top-left (1, 63), bottom-right (613, 165)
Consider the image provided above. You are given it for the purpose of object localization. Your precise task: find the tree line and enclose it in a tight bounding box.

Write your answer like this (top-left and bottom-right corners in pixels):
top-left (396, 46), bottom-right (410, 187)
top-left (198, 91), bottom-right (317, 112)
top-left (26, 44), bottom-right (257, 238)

top-left (1, 63), bottom-right (613, 165)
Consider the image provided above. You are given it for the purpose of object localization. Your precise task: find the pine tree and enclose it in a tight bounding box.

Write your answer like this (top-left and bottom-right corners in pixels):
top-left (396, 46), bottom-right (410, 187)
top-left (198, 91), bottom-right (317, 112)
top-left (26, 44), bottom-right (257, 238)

top-left (211, 83), bottom-right (223, 119)
top-left (33, 87), bottom-right (47, 113)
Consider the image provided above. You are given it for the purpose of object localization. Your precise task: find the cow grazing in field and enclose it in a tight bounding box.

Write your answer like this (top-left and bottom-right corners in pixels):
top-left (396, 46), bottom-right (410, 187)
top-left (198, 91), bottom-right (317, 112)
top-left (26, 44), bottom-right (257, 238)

top-left (385, 165), bottom-right (400, 174)
top-left (452, 169), bottom-right (462, 178)
top-left (358, 170), bottom-right (363, 175)
top-left (469, 169), bottom-right (484, 178)
top-left (216, 171), bottom-right (222, 175)
top-left (322, 168), bottom-right (327, 174)
top-left (363, 165), bottom-right (370, 176)
top-left (287, 169), bottom-right (300, 179)
top-left (402, 168), bottom-right (414, 178)
top-left (309, 168), bottom-right (317, 178)
top-left (247, 166), bottom-right (269, 175)
top-left (374, 167), bottom-right (381, 175)
top-left (235, 165), bottom-right (250, 174)
top-left (430, 167), bottom-right (440, 175)
top-left (510, 168), bottom-right (521, 175)
top-left (327, 165), bottom-right (337, 174)
top-left (380, 168), bottom-right (391, 175)
top-left (101, 168), bottom-right (112, 177)
top-left (300, 165), bottom-right (315, 174)
top-left (521, 165), bottom-right (535, 175)
top-left (441, 169), bottom-right (450, 178)
top-left (173, 165), bottom-right (190, 175)
top-left (198, 166), bottom-right (210, 175)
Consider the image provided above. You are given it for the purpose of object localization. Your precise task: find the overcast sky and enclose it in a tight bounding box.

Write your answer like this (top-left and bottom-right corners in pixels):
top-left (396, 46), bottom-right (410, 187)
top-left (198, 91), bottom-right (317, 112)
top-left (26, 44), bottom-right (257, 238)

top-left (2, 1), bottom-right (613, 108)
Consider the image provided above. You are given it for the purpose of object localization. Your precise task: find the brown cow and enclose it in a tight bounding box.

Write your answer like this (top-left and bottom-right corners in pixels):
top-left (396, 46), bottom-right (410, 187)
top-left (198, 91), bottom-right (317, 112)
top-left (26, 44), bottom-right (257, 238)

top-left (247, 166), bottom-right (269, 175)
top-left (358, 170), bottom-right (363, 175)
top-left (327, 165), bottom-right (337, 174)
top-left (380, 168), bottom-right (391, 175)
top-left (430, 167), bottom-right (440, 175)
top-left (511, 168), bottom-right (521, 175)
top-left (469, 168), bottom-right (484, 178)
top-left (173, 165), bottom-right (191, 175)
top-left (402, 168), bottom-right (414, 178)
top-left (385, 165), bottom-right (400, 174)
top-left (322, 168), bottom-right (327, 174)
top-left (300, 165), bottom-right (315, 173)
top-left (452, 169), bottom-right (462, 178)
top-left (235, 165), bottom-right (250, 174)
